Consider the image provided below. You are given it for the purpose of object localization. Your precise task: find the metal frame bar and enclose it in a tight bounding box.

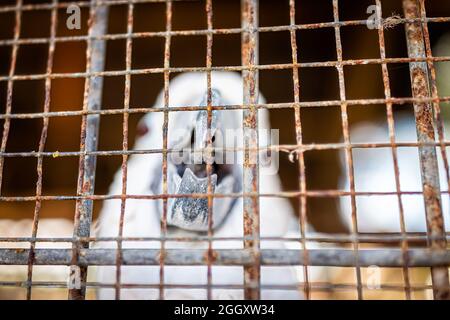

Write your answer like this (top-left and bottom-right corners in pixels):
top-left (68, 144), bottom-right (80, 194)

top-left (68, 0), bottom-right (109, 300)
top-left (1, 248), bottom-right (450, 268)
top-left (402, 0), bottom-right (450, 300)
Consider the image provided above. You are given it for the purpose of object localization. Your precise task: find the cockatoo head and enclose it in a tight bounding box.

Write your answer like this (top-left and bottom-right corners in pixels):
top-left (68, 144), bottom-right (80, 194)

top-left (136, 72), bottom-right (268, 232)
top-left (165, 87), bottom-right (240, 232)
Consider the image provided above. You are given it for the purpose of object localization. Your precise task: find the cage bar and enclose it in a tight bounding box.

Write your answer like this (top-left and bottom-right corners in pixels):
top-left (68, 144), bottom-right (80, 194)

top-left (205, 0), bottom-right (215, 301)
top-left (69, 0), bottom-right (109, 300)
top-left (288, 0), bottom-right (310, 300)
top-left (332, 0), bottom-right (363, 299)
top-left (0, 0), bottom-right (22, 197)
top-left (1, 248), bottom-right (450, 267)
top-left (402, 0), bottom-right (450, 300)
top-left (0, 0), bottom-right (448, 301)
top-left (375, 0), bottom-right (412, 300)
top-left (26, 0), bottom-right (59, 300)
top-left (159, 0), bottom-right (172, 301)
top-left (241, 0), bottom-right (261, 300)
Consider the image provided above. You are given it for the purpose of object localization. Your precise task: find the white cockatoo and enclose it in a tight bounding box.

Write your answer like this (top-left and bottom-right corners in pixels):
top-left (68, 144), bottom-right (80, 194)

top-left (337, 115), bottom-right (450, 300)
top-left (95, 72), bottom-right (303, 300)
top-left (339, 114), bottom-right (450, 233)
top-left (339, 30), bottom-right (450, 234)
top-left (335, 33), bottom-right (450, 300)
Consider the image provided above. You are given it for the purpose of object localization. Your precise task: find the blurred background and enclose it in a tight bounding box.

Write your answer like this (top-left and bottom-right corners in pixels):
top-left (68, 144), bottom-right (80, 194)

top-left (0, 0), bottom-right (449, 299)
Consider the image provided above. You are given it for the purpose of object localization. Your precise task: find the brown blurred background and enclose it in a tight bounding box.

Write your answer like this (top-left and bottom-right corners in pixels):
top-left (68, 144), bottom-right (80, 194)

top-left (0, 0), bottom-right (449, 299)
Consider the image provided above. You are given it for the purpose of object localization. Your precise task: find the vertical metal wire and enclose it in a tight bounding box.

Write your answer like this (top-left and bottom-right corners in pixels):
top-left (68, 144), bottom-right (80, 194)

top-left (374, 0), bottom-right (411, 300)
top-left (115, 1), bottom-right (134, 300)
top-left (241, 0), bottom-right (261, 300)
top-left (205, 0), bottom-right (214, 301)
top-left (26, 0), bottom-right (58, 300)
top-left (288, 0), bottom-right (310, 300)
top-left (402, 0), bottom-right (450, 300)
top-left (69, 0), bottom-right (108, 300)
top-left (0, 0), bottom-right (22, 195)
top-left (159, 0), bottom-right (172, 301)
top-left (418, 0), bottom-right (450, 230)
top-left (332, 0), bottom-right (363, 299)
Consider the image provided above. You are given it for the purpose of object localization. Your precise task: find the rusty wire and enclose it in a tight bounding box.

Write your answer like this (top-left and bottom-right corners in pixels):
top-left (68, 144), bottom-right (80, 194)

top-left (159, 0), bottom-right (172, 301)
top-left (375, 0), bottom-right (412, 299)
top-left (0, 0), bottom-right (449, 300)
top-left (67, 0), bottom-right (108, 300)
top-left (332, 0), bottom-right (363, 300)
top-left (288, 0), bottom-right (310, 300)
top-left (114, 0), bottom-right (134, 301)
top-left (402, 0), bottom-right (449, 300)
top-left (205, 0), bottom-right (214, 301)
top-left (241, 0), bottom-right (260, 300)
top-left (26, 0), bottom-right (58, 301)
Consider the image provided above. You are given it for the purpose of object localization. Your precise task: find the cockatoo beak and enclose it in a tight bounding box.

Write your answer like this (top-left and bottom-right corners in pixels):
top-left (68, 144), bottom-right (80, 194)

top-left (166, 89), bottom-right (238, 232)
top-left (194, 89), bottom-right (220, 151)
top-left (169, 168), bottom-right (217, 230)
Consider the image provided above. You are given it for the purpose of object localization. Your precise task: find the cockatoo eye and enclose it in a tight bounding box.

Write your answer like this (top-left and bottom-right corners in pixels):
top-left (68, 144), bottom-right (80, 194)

top-left (136, 121), bottom-right (149, 137)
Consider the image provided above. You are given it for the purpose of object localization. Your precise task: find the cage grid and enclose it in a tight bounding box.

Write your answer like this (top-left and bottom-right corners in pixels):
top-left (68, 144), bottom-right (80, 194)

top-left (0, 0), bottom-right (449, 300)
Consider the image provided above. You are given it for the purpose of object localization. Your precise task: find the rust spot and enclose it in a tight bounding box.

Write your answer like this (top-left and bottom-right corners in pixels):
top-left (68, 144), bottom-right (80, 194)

top-left (203, 249), bottom-right (218, 264)
top-left (411, 68), bottom-right (429, 98)
top-left (411, 68), bottom-right (435, 139)
top-left (156, 250), bottom-right (166, 262)
top-left (82, 181), bottom-right (91, 193)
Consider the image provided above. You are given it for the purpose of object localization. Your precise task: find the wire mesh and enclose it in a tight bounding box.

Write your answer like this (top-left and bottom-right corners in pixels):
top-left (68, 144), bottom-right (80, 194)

top-left (0, 0), bottom-right (449, 300)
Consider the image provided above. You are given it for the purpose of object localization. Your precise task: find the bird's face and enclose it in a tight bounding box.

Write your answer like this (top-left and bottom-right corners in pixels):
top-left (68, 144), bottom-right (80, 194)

top-left (164, 89), bottom-right (240, 232)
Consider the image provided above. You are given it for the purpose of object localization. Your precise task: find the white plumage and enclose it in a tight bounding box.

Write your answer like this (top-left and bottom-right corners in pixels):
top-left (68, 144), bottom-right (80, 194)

top-left (95, 72), bottom-right (302, 299)
top-left (339, 114), bottom-right (450, 233)
top-left (339, 31), bottom-right (450, 234)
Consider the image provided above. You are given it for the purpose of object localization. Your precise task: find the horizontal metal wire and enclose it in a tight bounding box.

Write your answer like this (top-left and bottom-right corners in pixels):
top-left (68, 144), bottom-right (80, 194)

top-left (0, 17), bottom-right (450, 47)
top-left (4, 141), bottom-right (450, 160)
top-left (0, 281), bottom-right (445, 293)
top-left (2, 57), bottom-right (450, 82)
top-left (3, 189), bottom-right (450, 203)
top-left (0, 233), bottom-right (449, 244)
top-left (2, 96), bottom-right (450, 121)
top-left (1, 248), bottom-right (450, 267)
top-left (0, 0), bottom-right (192, 13)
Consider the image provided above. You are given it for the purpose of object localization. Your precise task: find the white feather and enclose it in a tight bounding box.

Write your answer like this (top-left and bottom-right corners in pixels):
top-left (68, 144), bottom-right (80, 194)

top-left (339, 114), bottom-right (450, 233)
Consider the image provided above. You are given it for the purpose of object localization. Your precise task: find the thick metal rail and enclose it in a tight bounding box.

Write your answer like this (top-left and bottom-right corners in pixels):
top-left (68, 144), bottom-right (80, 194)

top-left (403, 0), bottom-right (450, 300)
top-left (1, 248), bottom-right (450, 268)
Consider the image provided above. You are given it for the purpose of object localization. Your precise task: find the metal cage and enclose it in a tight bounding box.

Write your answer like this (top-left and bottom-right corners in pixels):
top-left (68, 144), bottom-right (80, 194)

top-left (0, 0), bottom-right (449, 300)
